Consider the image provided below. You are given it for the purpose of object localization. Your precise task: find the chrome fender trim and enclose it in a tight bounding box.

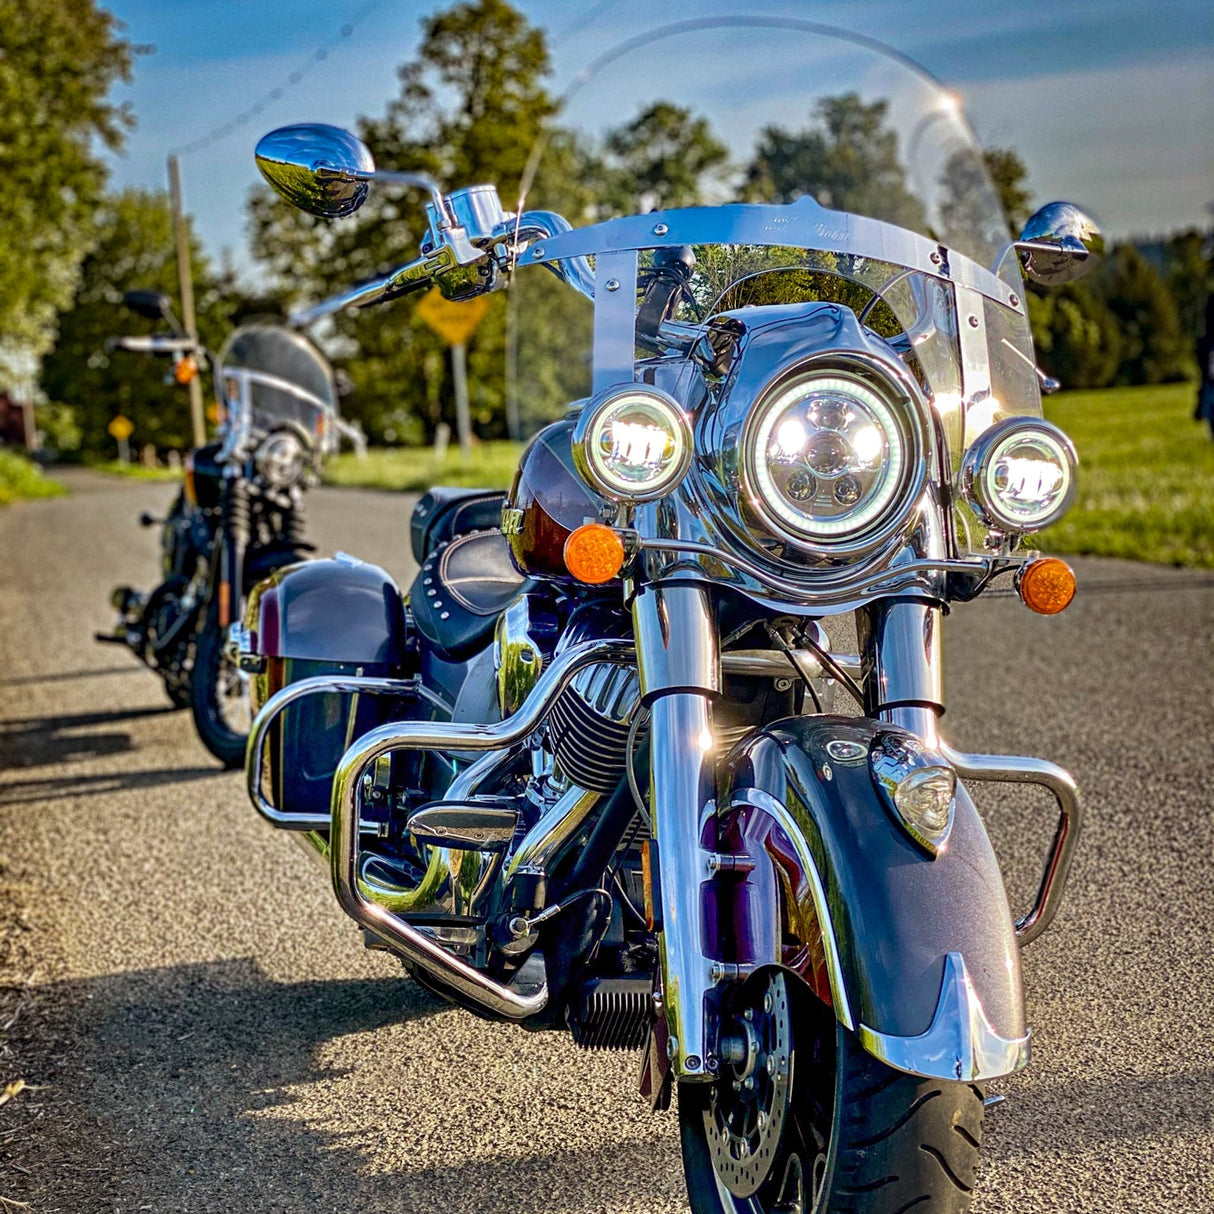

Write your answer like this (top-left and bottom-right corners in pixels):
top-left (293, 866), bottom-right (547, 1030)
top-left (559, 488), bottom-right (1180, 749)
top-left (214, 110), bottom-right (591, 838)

top-left (858, 952), bottom-right (1031, 1082)
top-left (730, 788), bottom-right (855, 1031)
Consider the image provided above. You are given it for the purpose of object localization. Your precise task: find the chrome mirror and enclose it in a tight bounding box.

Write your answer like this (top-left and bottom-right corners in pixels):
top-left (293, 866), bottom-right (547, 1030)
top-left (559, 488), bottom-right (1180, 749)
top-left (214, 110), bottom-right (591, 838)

top-left (1015, 202), bottom-right (1104, 286)
top-left (255, 124), bottom-right (376, 219)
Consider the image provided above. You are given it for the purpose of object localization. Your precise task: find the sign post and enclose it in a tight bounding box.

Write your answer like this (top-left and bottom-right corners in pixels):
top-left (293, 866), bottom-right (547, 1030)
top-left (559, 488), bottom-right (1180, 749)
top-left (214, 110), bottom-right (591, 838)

top-left (415, 289), bottom-right (492, 458)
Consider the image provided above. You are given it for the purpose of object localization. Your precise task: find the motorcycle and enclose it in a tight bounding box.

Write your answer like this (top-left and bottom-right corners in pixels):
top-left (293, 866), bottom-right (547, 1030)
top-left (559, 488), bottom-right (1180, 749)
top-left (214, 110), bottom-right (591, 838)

top-left (240, 22), bottom-right (1097, 1212)
top-left (98, 290), bottom-right (337, 766)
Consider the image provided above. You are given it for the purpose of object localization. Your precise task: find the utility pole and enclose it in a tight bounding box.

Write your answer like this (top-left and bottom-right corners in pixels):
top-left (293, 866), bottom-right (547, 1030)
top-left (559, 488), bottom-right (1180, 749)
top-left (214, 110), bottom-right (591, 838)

top-left (168, 155), bottom-right (206, 448)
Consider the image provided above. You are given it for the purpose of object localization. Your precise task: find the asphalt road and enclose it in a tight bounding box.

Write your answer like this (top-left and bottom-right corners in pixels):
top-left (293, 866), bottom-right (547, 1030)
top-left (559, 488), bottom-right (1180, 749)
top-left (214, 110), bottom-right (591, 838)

top-left (0, 467), bottom-right (1211, 1213)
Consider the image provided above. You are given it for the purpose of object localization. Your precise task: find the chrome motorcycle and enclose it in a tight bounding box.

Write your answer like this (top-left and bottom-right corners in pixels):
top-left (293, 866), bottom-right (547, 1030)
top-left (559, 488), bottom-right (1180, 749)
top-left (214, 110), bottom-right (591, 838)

top-left (100, 291), bottom-right (337, 766)
top-left (241, 22), bottom-right (1097, 1212)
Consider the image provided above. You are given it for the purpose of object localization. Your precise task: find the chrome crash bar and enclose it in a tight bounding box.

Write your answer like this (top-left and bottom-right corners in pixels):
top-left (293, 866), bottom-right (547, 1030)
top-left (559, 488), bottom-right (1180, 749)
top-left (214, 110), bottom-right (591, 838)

top-left (939, 743), bottom-right (1082, 947)
top-left (329, 638), bottom-right (634, 1020)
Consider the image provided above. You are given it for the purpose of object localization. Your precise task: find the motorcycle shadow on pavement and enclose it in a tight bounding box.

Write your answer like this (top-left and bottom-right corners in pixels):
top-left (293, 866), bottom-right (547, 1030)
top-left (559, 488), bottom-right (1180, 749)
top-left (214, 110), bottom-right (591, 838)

top-left (0, 704), bottom-right (180, 771)
top-left (3, 954), bottom-right (685, 1214)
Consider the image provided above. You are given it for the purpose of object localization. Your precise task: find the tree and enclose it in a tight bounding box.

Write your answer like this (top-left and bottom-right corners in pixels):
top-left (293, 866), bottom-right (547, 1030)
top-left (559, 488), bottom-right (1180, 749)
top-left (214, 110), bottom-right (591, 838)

top-left (249, 0), bottom-right (563, 442)
top-left (745, 93), bottom-right (926, 232)
top-left (603, 101), bottom-right (730, 212)
top-left (938, 146), bottom-right (1032, 258)
top-left (0, 0), bottom-right (139, 381)
top-left (1162, 228), bottom-right (1213, 356)
top-left (39, 189), bottom-right (249, 456)
top-left (1027, 284), bottom-right (1121, 389)
top-left (1095, 245), bottom-right (1188, 385)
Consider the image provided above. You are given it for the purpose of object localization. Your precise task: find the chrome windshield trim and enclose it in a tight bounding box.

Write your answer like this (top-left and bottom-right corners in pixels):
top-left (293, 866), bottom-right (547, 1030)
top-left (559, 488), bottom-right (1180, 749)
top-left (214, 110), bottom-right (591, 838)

top-left (858, 952), bottom-right (1030, 1082)
top-left (516, 198), bottom-right (1023, 314)
top-left (730, 788), bottom-right (855, 1031)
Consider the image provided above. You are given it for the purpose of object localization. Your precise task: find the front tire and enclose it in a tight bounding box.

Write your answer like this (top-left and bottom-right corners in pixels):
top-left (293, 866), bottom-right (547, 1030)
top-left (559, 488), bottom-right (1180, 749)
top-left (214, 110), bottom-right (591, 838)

top-left (680, 974), bottom-right (984, 1214)
top-left (189, 614), bottom-right (251, 769)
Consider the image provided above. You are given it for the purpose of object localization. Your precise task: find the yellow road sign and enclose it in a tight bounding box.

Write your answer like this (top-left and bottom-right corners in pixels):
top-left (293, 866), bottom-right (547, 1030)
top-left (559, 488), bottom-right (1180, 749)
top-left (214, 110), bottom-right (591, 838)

top-left (107, 415), bottom-right (134, 441)
top-left (415, 287), bottom-right (492, 346)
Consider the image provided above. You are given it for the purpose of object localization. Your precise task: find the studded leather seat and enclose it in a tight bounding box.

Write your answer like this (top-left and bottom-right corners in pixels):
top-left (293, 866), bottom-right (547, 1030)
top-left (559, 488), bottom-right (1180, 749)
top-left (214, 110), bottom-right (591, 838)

top-left (410, 529), bottom-right (528, 662)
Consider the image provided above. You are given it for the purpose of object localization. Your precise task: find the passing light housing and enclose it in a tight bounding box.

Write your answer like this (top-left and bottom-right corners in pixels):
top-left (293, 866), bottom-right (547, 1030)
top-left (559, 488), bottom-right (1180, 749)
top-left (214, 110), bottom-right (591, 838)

top-left (959, 417), bottom-right (1077, 533)
top-left (870, 731), bottom-right (956, 856)
top-left (572, 384), bottom-right (692, 503)
top-left (741, 365), bottom-right (922, 553)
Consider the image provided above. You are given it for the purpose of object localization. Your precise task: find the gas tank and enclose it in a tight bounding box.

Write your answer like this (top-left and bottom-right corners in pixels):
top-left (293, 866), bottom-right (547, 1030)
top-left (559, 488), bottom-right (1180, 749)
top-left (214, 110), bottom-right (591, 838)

top-left (504, 417), bottom-right (613, 583)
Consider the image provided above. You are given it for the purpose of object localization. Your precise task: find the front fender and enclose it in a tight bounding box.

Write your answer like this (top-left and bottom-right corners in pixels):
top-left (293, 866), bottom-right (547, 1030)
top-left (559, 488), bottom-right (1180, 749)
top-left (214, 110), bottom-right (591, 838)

top-left (716, 715), bottom-right (1029, 1082)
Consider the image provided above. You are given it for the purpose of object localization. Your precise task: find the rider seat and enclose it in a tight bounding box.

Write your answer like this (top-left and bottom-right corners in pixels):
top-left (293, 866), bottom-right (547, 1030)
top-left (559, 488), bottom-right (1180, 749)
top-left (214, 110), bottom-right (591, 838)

top-left (410, 529), bottom-right (528, 662)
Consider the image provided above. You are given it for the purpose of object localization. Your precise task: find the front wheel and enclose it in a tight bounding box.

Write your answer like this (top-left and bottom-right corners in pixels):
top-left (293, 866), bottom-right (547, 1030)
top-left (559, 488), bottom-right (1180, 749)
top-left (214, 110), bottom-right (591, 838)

top-left (189, 614), bottom-right (251, 768)
top-left (679, 971), bottom-right (984, 1214)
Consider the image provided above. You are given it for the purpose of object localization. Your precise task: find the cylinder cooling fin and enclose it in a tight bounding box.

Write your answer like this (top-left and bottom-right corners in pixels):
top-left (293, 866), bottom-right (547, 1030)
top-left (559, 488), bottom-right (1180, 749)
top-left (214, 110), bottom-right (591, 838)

top-left (547, 663), bottom-right (643, 793)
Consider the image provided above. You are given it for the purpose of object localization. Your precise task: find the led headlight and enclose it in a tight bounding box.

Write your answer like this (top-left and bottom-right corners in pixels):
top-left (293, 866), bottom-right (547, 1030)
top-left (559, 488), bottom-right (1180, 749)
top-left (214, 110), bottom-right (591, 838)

top-left (742, 367), bottom-right (921, 552)
top-left (572, 384), bottom-right (692, 503)
top-left (959, 417), bottom-right (1077, 533)
top-left (255, 429), bottom-right (307, 489)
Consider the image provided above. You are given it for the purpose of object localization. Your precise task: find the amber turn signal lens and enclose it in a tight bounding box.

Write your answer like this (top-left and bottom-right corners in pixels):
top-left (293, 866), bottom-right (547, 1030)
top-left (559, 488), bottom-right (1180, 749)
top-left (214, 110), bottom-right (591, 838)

top-left (563, 523), bottom-right (625, 584)
top-left (1017, 557), bottom-right (1076, 615)
top-left (174, 355), bottom-right (198, 384)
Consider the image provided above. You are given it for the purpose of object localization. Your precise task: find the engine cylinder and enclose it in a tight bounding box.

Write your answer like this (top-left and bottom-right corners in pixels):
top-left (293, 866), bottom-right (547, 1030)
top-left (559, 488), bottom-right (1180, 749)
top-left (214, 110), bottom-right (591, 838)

top-left (547, 663), bottom-right (643, 793)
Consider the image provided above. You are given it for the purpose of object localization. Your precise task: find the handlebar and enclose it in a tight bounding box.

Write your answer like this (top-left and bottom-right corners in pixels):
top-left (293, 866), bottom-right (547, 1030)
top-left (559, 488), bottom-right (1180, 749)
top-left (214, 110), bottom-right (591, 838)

top-left (288, 205), bottom-right (595, 328)
top-left (107, 335), bottom-right (201, 355)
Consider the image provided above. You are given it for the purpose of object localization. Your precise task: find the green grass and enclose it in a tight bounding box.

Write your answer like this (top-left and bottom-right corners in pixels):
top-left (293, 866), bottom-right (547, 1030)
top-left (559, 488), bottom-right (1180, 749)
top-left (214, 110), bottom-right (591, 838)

top-left (1038, 382), bottom-right (1213, 568)
top-left (86, 459), bottom-right (183, 481)
top-left (0, 450), bottom-right (65, 505)
top-left (323, 441), bottom-right (523, 492)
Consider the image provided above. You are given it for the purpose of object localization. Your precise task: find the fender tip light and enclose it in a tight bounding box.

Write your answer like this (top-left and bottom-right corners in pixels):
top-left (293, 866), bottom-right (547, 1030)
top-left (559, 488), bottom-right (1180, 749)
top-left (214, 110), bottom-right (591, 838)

top-left (564, 523), bottom-right (625, 584)
top-left (1017, 557), bottom-right (1076, 615)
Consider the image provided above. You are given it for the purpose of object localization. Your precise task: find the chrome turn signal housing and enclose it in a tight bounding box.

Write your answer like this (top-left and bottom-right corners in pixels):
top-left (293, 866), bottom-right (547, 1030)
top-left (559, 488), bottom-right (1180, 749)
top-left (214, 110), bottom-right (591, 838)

top-left (870, 731), bottom-right (957, 856)
top-left (958, 417), bottom-right (1077, 534)
top-left (572, 384), bottom-right (693, 503)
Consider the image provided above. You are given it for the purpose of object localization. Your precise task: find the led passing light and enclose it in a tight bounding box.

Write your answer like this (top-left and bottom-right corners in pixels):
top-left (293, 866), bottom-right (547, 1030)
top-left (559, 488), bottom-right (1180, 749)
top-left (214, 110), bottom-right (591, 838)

top-left (959, 417), bottom-right (1077, 533)
top-left (572, 384), bottom-right (692, 503)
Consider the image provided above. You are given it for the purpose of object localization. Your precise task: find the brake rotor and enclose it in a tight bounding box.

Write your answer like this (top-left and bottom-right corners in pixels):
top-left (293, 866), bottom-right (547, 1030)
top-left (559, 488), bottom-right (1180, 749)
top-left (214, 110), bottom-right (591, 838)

top-left (702, 970), bottom-right (794, 1199)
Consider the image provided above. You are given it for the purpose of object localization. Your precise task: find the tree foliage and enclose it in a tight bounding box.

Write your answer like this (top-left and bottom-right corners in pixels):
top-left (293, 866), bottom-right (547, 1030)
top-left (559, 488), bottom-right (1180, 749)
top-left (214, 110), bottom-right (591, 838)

top-left (746, 93), bottom-right (926, 232)
top-left (39, 190), bottom-right (247, 455)
top-left (1095, 245), bottom-right (1188, 385)
top-left (0, 0), bottom-right (140, 381)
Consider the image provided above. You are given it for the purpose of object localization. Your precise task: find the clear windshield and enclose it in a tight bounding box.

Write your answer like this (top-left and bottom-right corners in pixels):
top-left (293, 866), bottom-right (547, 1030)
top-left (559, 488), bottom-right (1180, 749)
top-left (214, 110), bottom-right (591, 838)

top-left (508, 18), bottom-right (1038, 474)
top-left (217, 323), bottom-right (337, 452)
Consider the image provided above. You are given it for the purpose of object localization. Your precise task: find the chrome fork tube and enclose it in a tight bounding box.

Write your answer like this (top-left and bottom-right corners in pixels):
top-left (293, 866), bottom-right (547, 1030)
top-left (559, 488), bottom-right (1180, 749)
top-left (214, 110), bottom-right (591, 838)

top-left (634, 584), bottom-right (720, 1083)
top-left (858, 600), bottom-right (945, 744)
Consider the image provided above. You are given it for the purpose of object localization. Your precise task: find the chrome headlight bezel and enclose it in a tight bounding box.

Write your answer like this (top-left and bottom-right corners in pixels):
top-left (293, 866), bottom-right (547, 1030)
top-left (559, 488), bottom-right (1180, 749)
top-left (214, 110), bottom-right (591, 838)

top-left (739, 357), bottom-right (928, 558)
top-left (254, 427), bottom-right (309, 489)
top-left (572, 383), bottom-right (693, 503)
top-left (958, 417), bottom-right (1077, 533)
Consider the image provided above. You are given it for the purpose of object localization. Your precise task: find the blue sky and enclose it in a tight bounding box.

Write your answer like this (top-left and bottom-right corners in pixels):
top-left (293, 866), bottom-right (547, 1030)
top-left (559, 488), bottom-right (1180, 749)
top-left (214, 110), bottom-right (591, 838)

top-left (101, 0), bottom-right (1213, 269)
